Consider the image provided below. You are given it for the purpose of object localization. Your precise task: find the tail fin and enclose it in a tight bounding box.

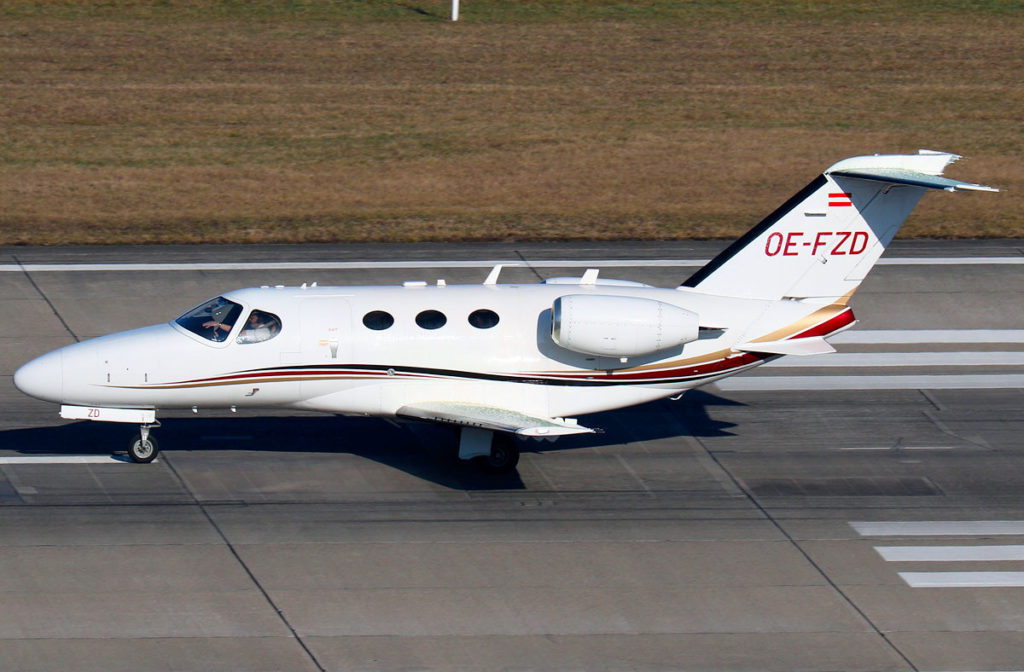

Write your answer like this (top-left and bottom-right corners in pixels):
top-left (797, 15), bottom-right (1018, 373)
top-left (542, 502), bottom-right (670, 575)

top-left (680, 150), bottom-right (997, 302)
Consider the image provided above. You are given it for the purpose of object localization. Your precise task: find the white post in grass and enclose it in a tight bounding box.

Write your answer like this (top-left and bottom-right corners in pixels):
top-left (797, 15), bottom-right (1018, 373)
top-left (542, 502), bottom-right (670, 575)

top-left (452, 0), bottom-right (459, 21)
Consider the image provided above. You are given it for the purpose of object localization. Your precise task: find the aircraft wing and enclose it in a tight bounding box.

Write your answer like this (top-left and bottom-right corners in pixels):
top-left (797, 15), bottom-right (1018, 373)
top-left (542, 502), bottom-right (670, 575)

top-left (397, 401), bottom-right (596, 437)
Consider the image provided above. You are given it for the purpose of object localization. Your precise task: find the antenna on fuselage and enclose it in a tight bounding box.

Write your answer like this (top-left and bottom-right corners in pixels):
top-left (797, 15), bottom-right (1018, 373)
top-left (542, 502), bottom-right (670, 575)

top-left (483, 265), bottom-right (502, 285)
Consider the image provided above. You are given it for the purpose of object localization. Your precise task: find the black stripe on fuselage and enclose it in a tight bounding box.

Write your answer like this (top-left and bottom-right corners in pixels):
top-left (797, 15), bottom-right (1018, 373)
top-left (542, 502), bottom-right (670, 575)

top-left (229, 362), bottom-right (758, 388)
top-left (680, 173), bottom-right (829, 288)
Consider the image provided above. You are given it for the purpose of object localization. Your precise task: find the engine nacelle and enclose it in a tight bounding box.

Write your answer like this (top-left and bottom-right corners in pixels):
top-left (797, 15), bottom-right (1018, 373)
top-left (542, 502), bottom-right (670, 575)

top-left (551, 294), bottom-right (700, 358)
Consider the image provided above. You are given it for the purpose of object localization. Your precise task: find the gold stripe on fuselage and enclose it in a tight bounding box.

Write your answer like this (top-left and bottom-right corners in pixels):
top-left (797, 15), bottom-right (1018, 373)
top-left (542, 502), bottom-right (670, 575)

top-left (540, 298), bottom-right (851, 376)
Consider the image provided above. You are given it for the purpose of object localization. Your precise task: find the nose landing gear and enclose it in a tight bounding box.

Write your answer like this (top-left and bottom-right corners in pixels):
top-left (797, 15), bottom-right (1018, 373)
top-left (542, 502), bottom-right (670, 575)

top-left (128, 422), bottom-right (161, 463)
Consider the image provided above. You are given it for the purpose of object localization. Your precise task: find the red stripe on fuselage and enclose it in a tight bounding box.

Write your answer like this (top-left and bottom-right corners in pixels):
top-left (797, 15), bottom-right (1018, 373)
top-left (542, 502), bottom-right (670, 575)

top-left (789, 306), bottom-right (856, 340)
top-left (137, 307), bottom-right (855, 391)
top-left (531, 351), bottom-right (765, 383)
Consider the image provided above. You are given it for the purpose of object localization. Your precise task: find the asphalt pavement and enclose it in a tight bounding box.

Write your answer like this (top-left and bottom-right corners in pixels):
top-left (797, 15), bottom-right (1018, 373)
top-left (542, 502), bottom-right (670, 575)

top-left (1, 240), bottom-right (1022, 672)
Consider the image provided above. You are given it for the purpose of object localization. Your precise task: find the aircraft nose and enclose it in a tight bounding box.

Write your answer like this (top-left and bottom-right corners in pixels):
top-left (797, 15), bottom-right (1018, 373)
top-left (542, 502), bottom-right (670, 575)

top-left (14, 350), bottom-right (63, 403)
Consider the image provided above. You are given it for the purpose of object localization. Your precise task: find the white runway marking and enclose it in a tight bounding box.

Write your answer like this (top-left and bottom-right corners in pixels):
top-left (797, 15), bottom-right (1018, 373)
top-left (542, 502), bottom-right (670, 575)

top-left (857, 522), bottom-right (1024, 588)
top-left (0, 455), bottom-right (136, 464)
top-left (852, 521), bottom-right (1024, 536)
top-left (877, 545), bottom-right (1024, 562)
top-left (899, 572), bottom-right (1024, 588)
top-left (718, 374), bottom-right (1024, 391)
top-left (838, 446), bottom-right (954, 451)
top-left (831, 329), bottom-right (1024, 344)
top-left (6, 260), bottom-right (699, 272)
top-left (745, 331), bottom-right (1023, 389)
top-left (876, 257), bottom-right (1024, 265)
top-left (764, 352), bottom-right (1024, 368)
top-left (2, 256), bottom-right (1022, 272)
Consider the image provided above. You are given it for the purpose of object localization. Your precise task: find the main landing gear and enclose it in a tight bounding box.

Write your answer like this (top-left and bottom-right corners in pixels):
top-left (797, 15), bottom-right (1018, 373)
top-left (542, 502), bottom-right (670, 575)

top-left (458, 427), bottom-right (520, 473)
top-left (127, 423), bottom-right (161, 463)
top-left (483, 432), bottom-right (520, 472)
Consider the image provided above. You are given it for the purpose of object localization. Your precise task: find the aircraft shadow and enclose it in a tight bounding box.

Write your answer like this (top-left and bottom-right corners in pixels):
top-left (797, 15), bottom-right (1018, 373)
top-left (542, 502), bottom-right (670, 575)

top-left (0, 389), bottom-right (741, 491)
top-left (578, 389), bottom-right (741, 448)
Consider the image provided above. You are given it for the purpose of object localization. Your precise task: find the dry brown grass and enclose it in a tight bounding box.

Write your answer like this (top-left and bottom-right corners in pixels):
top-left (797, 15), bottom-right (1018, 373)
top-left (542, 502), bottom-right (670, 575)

top-left (1, 3), bottom-right (1022, 244)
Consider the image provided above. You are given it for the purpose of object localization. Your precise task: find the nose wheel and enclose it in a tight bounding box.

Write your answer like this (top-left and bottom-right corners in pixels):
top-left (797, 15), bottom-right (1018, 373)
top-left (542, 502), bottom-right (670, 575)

top-left (128, 424), bottom-right (160, 463)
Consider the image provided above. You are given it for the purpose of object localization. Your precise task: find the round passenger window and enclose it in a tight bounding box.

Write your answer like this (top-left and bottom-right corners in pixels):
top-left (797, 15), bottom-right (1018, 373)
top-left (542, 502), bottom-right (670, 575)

top-left (468, 309), bottom-right (499, 329)
top-left (415, 310), bottom-right (447, 330)
top-left (363, 310), bottom-right (394, 331)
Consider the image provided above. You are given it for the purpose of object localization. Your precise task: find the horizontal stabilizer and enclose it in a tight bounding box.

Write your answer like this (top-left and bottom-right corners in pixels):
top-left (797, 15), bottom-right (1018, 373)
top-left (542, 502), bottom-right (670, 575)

top-left (828, 168), bottom-right (998, 193)
top-left (398, 401), bottom-right (595, 436)
top-left (736, 337), bottom-right (836, 356)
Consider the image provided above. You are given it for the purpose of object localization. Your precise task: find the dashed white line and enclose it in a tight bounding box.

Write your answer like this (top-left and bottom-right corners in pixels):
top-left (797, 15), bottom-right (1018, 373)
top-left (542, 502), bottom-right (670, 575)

top-left (899, 572), bottom-right (1024, 588)
top-left (876, 257), bottom-right (1024, 265)
top-left (838, 446), bottom-right (955, 451)
top-left (8, 260), bottom-right (695, 272)
top-left (852, 521), bottom-right (1024, 536)
top-left (857, 523), bottom-right (1024, 589)
top-left (831, 329), bottom-right (1024, 344)
top-left (764, 352), bottom-right (1024, 368)
top-left (877, 545), bottom-right (1024, 562)
top-left (2, 257), bottom-right (1022, 273)
top-left (0, 455), bottom-right (137, 464)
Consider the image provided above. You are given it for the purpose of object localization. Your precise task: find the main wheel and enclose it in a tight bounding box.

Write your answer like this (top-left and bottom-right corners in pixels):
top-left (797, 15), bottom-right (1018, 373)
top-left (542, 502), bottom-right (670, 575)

top-left (128, 432), bottom-right (159, 464)
top-left (481, 433), bottom-right (520, 473)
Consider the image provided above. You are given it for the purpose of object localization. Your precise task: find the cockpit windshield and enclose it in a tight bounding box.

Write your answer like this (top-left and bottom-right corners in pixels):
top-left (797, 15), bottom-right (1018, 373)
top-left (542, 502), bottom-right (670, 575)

top-left (236, 310), bottom-right (282, 344)
top-left (175, 297), bottom-right (243, 342)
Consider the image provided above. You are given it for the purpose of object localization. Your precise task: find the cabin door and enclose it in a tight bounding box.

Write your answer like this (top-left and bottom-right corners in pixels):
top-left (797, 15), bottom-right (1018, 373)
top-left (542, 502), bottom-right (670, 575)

top-left (294, 297), bottom-right (353, 398)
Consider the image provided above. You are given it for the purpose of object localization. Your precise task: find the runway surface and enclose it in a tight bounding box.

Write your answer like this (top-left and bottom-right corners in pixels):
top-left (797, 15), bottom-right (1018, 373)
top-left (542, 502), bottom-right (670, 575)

top-left (1, 240), bottom-right (1023, 672)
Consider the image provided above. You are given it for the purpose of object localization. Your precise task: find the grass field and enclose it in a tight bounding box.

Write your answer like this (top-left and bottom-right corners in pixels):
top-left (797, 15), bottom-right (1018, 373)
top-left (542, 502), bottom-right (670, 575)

top-left (1, 0), bottom-right (1021, 245)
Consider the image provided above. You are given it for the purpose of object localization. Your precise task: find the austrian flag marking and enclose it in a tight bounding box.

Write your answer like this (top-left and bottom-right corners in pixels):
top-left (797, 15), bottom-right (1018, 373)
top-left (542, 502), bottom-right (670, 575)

top-left (829, 192), bottom-right (853, 207)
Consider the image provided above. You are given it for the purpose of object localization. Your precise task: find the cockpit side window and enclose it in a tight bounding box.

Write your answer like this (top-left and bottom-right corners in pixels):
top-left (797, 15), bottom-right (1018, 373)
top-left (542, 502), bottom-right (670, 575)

top-left (236, 309), bottom-right (282, 345)
top-left (175, 297), bottom-right (243, 342)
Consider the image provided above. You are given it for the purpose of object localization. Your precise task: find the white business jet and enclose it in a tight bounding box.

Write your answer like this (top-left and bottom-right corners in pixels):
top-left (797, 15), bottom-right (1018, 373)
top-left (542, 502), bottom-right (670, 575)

top-left (14, 151), bottom-right (996, 470)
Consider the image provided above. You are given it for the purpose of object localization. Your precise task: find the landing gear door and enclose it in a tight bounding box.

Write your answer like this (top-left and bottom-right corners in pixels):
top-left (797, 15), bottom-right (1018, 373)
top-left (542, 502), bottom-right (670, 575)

top-left (300, 297), bottom-right (351, 364)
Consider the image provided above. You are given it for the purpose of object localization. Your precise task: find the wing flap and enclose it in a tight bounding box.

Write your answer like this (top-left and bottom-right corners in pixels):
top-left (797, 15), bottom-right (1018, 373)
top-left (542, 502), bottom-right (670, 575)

top-left (397, 401), bottom-right (595, 436)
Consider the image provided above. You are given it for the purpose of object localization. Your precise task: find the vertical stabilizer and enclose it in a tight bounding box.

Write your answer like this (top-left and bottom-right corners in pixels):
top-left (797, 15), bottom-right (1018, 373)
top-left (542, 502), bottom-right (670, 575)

top-left (680, 151), bottom-right (996, 302)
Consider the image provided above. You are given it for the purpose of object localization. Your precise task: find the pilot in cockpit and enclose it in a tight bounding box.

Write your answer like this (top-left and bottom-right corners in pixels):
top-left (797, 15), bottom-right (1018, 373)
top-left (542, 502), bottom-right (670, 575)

top-left (236, 310), bottom-right (281, 344)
